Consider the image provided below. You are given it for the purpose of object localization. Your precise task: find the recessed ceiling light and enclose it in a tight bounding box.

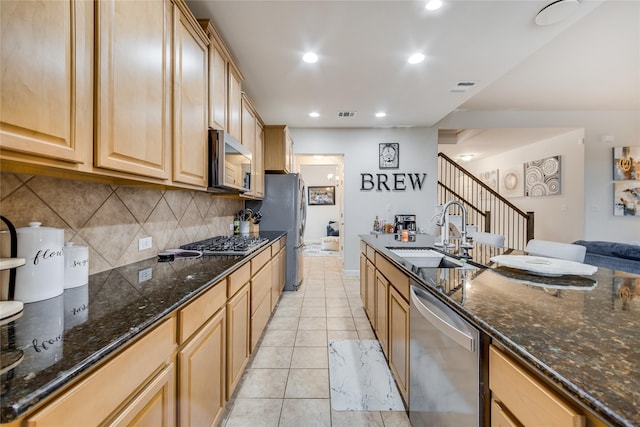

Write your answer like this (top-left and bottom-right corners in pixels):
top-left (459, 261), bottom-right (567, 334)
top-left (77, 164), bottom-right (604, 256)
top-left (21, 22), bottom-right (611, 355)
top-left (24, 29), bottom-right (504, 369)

top-left (408, 53), bottom-right (425, 64)
top-left (459, 154), bottom-right (474, 162)
top-left (309, 112), bottom-right (320, 118)
top-left (375, 112), bottom-right (386, 118)
top-left (425, 0), bottom-right (443, 11)
top-left (302, 52), bottom-right (318, 63)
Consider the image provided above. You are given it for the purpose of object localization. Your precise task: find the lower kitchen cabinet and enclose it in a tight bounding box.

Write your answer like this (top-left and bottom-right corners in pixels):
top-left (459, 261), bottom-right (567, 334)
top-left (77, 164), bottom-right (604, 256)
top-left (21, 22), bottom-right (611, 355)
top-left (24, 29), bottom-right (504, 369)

top-left (375, 270), bottom-right (389, 357)
top-left (489, 345), bottom-right (586, 427)
top-left (271, 243), bottom-right (285, 310)
top-left (108, 363), bottom-right (176, 427)
top-left (388, 286), bottom-right (410, 402)
top-left (360, 252), bottom-right (367, 306)
top-left (250, 259), bottom-right (272, 352)
top-left (365, 259), bottom-right (376, 323)
top-left (178, 307), bottom-right (226, 427)
top-left (25, 317), bottom-right (177, 426)
top-left (225, 282), bottom-right (250, 400)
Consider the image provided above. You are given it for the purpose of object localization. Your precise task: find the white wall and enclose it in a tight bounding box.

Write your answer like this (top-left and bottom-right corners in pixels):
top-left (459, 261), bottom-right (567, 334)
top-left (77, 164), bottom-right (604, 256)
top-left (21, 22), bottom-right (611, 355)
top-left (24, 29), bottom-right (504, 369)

top-left (462, 129), bottom-right (585, 243)
top-left (300, 164), bottom-right (340, 243)
top-left (291, 127), bottom-right (438, 273)
top-left (437, 110), bottom-right (640, 243)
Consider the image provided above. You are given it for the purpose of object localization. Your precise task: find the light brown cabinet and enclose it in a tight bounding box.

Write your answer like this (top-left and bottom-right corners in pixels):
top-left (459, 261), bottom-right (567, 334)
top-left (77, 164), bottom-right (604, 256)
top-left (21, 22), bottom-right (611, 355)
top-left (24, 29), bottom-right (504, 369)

top-left (375, 270), bottom-right (389, 357)
top-left (0, 0), bottom-right (93, 165)
top-left (241, 94), bottom-right (264, 199)
top-left (178, 308), bottom-right (226, 427)
top-left (172, 1), bottom-right (209, 188)
top-left (250, 253), bottom-right (272, 352)
top-left (94, 0), bottom-right (172, 180)
top-left (255, 121), bottom-right (265, 198)
top-left (365, 259), bottom-right (376, 322)
top-left (388, 286), bottom-right (409, 402)
top-left (199, 20), bottom-right (229, 131)
top-left (177, 280), bottom-right (226, 427)
top-left (225, 282), bottom-right (250, 400)
top-left (264, 125), bottom-right (294, 173)
top-left (227, 64), bottom-right (243, 142)
top-left (25, 317), bottom-right (176, 426)
top-left (489, 345), bottom-right (586, 427)
top-left (271, 240), bottom-right (286, 310)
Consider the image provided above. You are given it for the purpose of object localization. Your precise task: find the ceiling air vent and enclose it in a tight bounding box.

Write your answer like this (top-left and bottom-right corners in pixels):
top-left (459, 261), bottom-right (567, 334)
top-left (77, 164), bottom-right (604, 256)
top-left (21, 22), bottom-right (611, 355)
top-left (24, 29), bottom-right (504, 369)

top-left (449, 80), bottom-right (478, 93)
top-left (337, 111), bottom-right (356, 118)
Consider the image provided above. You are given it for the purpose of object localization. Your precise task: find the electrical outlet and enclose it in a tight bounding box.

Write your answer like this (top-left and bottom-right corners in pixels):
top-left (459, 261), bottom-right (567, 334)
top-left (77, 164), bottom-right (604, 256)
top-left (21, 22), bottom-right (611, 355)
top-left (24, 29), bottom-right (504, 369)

top-left (229, 223), bottom-right (234, 231)
top-left (138, 237), bottom-right (152, 251)
top-left (138, 267), bottom-right (152, 283)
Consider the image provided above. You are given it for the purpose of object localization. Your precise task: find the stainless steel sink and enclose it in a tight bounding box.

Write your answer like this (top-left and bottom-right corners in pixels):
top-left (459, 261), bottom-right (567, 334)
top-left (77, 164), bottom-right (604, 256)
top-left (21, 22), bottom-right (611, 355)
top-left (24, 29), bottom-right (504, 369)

top-left (387, 247), bottom-right (466, 268)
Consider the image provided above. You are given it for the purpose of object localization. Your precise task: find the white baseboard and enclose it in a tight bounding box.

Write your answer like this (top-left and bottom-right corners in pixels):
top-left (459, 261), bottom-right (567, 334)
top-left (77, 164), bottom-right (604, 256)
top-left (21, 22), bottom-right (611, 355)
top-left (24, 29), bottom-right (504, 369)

top-left (343, 269), bottom-right (359, 276)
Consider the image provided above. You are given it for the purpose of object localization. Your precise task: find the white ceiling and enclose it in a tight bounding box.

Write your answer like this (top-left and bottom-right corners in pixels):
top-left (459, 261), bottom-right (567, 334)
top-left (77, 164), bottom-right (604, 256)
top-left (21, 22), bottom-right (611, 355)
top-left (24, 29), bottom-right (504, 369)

top-left (185, 0), bottom-right (639, 155)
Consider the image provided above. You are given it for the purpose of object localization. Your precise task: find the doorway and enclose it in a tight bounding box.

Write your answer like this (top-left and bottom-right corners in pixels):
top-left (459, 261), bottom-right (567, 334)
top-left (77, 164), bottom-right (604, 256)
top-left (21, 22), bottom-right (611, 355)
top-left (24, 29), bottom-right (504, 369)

top-left (296, 154), bottom-right (345, 259)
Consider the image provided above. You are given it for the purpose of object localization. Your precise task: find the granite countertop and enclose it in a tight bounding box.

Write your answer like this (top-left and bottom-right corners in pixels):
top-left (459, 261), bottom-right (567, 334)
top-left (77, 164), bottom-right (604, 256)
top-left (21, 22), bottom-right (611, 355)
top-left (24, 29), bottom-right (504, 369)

top-left (0, 231), bottom-right (285, 423)
top-left (361, 233), bottom-right (640, 427)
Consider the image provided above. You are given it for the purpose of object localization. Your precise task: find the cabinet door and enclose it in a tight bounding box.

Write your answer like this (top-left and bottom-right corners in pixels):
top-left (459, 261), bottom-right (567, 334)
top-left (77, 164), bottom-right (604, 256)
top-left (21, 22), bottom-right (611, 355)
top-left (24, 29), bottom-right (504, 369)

top-left (0, 0), bottom-right (92, 164)
top-left (360, 253), bottom-right (367, 306)
top-left (95, 0), bottom-right (172, 179)
top-left (241, 97), bottom-right (257, 196)
top-left (227, 65), bottom-right (242, 141)
top-left (389, 286), bottom-right (409, 402)
top-left (208, 31), bottom-right (228, 130)
top-left (375, 271), bottom-right (389, 358)
top-left (255, 121), bottom-right (265, 198)
top-left (108, 364), bottom-right (176, 427)
top-left (271, 247), bottom-right (284, 310)
top-left (285, 128), bottom-right (294, 173)
top-left (365, 259), bottom-right (376, 323)
top-left (172, 4), bottom-right (208, 187)
top-left (178, 308), bottom-right (226, 427)
top-left (226, 283), bottom-right (250, 400)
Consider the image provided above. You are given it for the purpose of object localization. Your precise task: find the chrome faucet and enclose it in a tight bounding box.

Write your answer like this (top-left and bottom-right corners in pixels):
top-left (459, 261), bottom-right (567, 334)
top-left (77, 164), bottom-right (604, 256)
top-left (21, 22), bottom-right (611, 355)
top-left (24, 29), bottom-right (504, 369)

top-left (435, 200), bottom-right (473, 258)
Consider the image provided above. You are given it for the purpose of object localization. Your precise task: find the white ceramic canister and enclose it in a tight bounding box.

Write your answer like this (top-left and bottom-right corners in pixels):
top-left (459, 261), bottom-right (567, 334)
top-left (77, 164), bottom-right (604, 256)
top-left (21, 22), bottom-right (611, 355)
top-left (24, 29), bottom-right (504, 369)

top-left (14, 222), bottom-right (64, 303)
top-left (63, 242), bottom-right (89, 289)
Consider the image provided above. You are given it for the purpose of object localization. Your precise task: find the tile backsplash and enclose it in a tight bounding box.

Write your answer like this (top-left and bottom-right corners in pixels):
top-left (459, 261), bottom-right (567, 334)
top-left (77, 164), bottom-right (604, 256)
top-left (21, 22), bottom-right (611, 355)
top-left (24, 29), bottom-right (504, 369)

top-left (0, 173), bottom-right (243, 274)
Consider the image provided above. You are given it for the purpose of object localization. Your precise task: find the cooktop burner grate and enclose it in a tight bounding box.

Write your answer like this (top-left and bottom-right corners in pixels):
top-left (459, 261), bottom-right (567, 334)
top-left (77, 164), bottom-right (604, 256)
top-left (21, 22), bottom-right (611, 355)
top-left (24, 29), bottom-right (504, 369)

top-left (180, 235), bottom-right (270, 256)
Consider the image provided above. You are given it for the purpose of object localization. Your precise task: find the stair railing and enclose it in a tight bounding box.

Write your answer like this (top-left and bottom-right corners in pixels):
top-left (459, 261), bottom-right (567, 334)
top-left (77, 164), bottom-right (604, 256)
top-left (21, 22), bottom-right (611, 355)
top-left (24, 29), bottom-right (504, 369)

top-left (437, 152), bottom-right (534, 251)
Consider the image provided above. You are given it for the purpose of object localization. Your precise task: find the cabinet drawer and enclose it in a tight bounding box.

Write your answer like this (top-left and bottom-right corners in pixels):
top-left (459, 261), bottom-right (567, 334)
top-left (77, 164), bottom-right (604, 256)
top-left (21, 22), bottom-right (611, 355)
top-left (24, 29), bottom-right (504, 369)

top-left (489, 345), bottom-right (585, 427)
top-left (251, 261), bottom-right (272, 315)
top-left (366, 245), bottom-right (376, 261)
top-left (251, 247), bottom-right (271, 275)
top-left (375, 253), bottom-right (409, 301)
top-left (27, 317), bottom-right (176, 426)
top-left (178, 279), bottom-right (226, 344)
top-left (228, 262), bottom-right (250, 298)
top-left (271, 237), bottom-right (284, 255)
top-left (250, 290), bottom-right (271, 352)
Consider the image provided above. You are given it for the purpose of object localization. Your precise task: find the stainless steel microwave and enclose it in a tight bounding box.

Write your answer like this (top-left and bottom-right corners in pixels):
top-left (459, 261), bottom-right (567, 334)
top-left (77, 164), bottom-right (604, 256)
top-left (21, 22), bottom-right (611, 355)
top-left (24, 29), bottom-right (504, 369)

top-left (208, 129), bottom-right (252, 193)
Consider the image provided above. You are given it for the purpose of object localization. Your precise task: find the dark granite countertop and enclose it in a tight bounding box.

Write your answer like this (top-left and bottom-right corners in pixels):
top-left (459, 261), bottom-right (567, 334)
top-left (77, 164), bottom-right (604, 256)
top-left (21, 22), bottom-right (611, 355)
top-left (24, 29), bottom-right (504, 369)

top-left (361, 233), bottom-right (640, 427)
top-left (0, 231), bottom-right (285, 423)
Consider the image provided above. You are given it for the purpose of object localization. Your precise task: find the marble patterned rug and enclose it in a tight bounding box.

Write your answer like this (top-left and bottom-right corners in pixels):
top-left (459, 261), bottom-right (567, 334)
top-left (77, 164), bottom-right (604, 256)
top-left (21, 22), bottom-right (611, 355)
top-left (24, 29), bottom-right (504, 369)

top-left (328, 340), bottom-right (405, 411)
top-left (302, 242), bottom-right (339, 257)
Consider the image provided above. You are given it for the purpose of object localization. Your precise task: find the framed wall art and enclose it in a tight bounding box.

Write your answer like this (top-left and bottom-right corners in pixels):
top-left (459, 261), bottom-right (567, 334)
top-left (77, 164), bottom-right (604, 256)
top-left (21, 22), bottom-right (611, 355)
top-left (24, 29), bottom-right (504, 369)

top-left (613, 146), bottom-right (639, 181)
top-left (379, 143), bottom-right (399, 169)
top-left (525, 155), bottom-right (561, 197)
top-left (478, 169), bottom-right (499, 192)
top-left (613, 182), bottom-right (640, 216)
top-left (500, 166), bottom-right (524, 197)
top-left (308, 186), bottom-right (336, 205)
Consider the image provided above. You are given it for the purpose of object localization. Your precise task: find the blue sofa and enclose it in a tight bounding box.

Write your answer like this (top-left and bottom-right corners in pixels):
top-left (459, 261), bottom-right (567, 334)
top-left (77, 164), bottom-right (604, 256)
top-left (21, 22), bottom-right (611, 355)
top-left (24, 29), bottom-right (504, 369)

top-left (573, 240), bottom-right (640, 274)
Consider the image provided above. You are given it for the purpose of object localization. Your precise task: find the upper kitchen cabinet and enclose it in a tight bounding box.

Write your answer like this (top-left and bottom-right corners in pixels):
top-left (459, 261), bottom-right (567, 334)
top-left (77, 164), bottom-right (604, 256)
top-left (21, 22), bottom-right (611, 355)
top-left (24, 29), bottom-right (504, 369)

top-left (94, 0), bottom-right (172, 180)
top-left (264, 125), bottom-right (294, 174)
top-left (172, 0), bottom-right (209, 188)
top-left (255, 121), bottom-right (265, 198)
top-left (227, 64), bottom-right (243, 142)
top-left (0, 0), bottom-right (93, 165)
top-left (199, 20), bottom-right (228, 131)
top-left (241, 94), bottom-right (265, 199)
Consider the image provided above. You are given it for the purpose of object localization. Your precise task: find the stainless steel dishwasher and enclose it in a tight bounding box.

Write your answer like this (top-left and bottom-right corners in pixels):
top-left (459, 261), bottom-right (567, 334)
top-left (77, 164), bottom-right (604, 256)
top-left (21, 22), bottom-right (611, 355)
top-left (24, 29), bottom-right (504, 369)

top-left (409, 284), bottom-right (482, 427)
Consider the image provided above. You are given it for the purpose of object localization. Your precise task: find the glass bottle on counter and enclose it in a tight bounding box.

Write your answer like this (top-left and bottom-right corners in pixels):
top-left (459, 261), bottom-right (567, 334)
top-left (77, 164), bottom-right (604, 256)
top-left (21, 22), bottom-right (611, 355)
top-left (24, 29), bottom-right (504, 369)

top-left (373, 216), bottom-right (380, 233)
top-left (233, 216), bottom-right (240, 235)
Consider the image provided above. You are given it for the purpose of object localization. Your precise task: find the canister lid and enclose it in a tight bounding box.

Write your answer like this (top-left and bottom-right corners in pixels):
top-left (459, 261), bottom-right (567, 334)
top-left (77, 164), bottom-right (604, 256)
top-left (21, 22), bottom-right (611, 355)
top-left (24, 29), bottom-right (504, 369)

top-left (17, 221), bottom-right (63, 233)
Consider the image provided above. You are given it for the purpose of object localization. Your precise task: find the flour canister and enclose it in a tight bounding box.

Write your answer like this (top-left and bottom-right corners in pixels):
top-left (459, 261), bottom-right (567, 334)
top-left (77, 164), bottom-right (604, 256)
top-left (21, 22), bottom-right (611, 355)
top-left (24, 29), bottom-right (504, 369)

top-left (63, 242), bottom-right (89, 289)
top-left (14, 222), bottom-right (64, 303)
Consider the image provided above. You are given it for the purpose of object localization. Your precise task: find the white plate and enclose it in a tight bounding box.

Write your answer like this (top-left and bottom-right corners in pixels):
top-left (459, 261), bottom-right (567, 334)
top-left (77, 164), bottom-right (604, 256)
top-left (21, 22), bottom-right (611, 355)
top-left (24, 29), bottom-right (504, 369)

top-left (489, 255), bottom-right (597, 276)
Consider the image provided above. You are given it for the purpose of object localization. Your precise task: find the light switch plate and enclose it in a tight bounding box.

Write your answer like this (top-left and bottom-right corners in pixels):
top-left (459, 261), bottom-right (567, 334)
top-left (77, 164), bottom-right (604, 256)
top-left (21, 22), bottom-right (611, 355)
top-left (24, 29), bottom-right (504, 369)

top-left (138, 237), bottom-right (152, 251)
top-left (138, 267), bottom-right (152, 283)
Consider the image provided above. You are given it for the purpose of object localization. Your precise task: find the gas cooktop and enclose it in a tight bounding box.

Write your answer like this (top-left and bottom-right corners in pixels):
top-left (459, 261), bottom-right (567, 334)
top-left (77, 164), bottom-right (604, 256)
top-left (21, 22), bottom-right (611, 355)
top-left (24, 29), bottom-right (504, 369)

top-left (180, 235), bottom-right (270, 256)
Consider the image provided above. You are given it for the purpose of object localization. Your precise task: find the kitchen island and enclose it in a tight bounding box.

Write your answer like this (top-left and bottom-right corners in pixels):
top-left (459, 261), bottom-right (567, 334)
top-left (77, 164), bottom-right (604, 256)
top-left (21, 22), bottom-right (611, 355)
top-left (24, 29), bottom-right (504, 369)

top-left (0, 231), bottom-right (286, 424)
top-left (361, 233), bottom-right (639, 427)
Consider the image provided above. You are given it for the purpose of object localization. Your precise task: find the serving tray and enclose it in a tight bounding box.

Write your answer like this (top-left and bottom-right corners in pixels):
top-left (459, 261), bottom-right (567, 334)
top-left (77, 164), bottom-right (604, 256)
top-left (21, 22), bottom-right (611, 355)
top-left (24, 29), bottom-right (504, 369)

top-left (489, 255), bottom-right (597, 277)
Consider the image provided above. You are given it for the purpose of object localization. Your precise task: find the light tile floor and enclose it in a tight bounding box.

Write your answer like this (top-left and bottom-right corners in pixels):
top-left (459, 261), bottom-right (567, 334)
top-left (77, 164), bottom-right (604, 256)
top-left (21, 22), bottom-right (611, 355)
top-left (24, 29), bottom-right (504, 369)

top-left (218, 256), bottom-right (412, 427)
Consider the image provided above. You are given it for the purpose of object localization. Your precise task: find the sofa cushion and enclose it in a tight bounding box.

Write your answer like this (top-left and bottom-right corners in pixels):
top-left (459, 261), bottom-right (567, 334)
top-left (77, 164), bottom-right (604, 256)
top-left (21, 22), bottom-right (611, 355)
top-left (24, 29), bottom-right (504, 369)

top-left (573, 240), bottom-right (640, 261)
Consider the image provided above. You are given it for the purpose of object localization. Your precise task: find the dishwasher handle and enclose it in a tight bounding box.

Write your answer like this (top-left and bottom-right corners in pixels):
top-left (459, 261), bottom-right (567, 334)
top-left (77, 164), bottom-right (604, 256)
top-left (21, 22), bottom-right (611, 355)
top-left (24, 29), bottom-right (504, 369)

top-left (410, 285), bottom-right (475, 352)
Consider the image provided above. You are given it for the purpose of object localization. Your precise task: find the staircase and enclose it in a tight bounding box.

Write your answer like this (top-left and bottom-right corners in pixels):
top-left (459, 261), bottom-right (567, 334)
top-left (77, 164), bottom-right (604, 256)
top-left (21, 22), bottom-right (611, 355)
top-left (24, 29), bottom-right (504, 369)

top-left (437, 153), bottom-right (534, 251)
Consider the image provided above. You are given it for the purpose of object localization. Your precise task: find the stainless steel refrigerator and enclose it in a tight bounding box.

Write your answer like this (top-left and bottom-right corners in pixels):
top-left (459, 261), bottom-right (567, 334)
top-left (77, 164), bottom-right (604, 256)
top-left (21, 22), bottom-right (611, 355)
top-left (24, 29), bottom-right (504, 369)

top-left (247, 173), bottom-right (306, 291)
